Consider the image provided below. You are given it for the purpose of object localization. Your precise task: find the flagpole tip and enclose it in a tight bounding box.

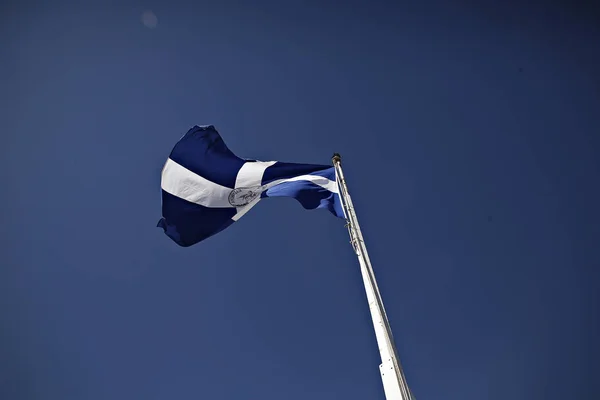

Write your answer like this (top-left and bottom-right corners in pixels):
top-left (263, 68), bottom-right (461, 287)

top-left (332, 153), bottom-right (342, 164)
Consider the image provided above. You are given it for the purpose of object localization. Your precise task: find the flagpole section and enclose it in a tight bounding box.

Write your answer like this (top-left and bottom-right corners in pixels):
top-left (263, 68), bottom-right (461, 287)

top-left (332, 154), bottom-right (413, 400)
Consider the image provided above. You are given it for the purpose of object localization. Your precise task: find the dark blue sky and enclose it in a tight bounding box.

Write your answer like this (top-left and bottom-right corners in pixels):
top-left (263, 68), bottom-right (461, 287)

top-left (2, 1), bottom-right (598, 399)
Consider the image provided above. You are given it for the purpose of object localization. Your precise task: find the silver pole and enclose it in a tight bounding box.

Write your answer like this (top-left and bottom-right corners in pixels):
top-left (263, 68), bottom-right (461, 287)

top-left (332, 154), bottom-right (413, 400)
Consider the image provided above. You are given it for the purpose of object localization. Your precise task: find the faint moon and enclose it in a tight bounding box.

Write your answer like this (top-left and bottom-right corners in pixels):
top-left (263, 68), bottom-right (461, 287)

top-left (141, 10), bottom-right (158, 28)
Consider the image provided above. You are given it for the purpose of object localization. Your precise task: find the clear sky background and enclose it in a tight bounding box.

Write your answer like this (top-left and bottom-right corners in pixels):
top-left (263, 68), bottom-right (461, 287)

top-left (2, 1), bottom-right (598, 399)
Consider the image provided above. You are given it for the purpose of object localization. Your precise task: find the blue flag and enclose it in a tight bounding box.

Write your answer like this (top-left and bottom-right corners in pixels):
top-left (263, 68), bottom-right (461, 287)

top-left (158, 125), bottom-right (345, 246)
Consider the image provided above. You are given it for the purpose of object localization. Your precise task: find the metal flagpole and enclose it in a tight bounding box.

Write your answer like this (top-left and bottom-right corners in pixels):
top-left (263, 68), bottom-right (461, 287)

top-left (332, 154), bottom-right (413, 400)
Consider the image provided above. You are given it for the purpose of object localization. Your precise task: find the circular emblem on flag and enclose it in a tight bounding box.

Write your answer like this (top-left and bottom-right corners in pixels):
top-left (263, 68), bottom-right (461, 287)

top-left (228, 186), bottom-right (264, 207)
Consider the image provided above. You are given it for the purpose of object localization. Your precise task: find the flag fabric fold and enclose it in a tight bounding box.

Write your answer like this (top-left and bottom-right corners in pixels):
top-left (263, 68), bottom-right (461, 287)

top-left (158, 125), bottom-right (344, 246)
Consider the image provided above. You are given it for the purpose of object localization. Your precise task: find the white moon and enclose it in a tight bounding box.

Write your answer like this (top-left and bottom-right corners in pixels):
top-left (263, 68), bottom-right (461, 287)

top-left (141, 10), bottom-right (158, 29)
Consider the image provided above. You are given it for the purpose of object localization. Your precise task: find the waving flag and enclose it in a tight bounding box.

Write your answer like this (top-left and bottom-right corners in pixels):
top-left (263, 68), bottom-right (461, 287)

top-left (157, 125), bottom-right (344, 246)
